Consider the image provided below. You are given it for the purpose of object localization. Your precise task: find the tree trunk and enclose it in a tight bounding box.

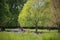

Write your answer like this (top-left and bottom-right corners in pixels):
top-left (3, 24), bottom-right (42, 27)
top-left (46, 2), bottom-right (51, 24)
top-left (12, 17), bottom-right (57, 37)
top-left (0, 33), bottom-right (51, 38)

top-left (36, 25), bottom-right (38, 34)
top-left (57, 22), bottom-right (60, 33)
top-left (35, 22), bottom-right (38, 34)
top-left (1, 26), bottom-right (5, 32)
top-left (51, 0), bottom-right (60, 33)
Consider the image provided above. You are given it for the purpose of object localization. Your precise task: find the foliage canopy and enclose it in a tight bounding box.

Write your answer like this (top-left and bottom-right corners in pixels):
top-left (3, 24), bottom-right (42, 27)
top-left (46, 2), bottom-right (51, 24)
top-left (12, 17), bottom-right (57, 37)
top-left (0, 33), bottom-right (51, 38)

top-left (18, 0), bottom-right (51, 27)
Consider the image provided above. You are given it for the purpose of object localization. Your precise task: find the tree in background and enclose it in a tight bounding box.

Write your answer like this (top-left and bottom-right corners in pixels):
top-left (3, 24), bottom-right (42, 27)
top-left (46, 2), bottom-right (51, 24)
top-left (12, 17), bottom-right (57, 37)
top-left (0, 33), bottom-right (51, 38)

top-left (51, 0), bottom-right (60, 33)
top-left (0, 0), bottom-right (27, 28)
top-left (0, 0), bottom-right (11, 31)
top-left (6, 0), bottom-right (27, 27)
top-left (18, 0), bottom-right (51, 33)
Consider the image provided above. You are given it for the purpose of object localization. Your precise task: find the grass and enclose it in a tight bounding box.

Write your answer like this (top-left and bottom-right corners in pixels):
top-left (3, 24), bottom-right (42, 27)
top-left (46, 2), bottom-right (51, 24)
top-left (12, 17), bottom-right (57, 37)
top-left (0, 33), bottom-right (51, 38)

top-left (5, 29), bottom-right (58, 32)
top-left (0, 31), bottom-right (60, 40)
top-left (24, 29), bottom-right (58, 32)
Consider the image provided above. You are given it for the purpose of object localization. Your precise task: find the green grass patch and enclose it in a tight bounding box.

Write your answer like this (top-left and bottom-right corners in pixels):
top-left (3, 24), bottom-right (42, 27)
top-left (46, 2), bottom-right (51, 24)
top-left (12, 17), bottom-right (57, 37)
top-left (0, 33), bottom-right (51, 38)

top-left (0, 32), bottom-right (60, 40)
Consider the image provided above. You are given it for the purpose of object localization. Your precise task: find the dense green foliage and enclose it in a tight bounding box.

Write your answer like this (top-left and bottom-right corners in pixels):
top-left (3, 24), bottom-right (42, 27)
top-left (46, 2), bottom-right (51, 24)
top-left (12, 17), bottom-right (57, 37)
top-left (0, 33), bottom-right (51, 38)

top-left (0, 0), bottom-right (27, 27)
top-left (0, 32), bottom-right (60, 40)
top-left (18, 0), bottom-right (51, 27)
top-left (6, 0), bottom-right (27, 26)
top-left (0, 0), bottom-right (10, 26)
